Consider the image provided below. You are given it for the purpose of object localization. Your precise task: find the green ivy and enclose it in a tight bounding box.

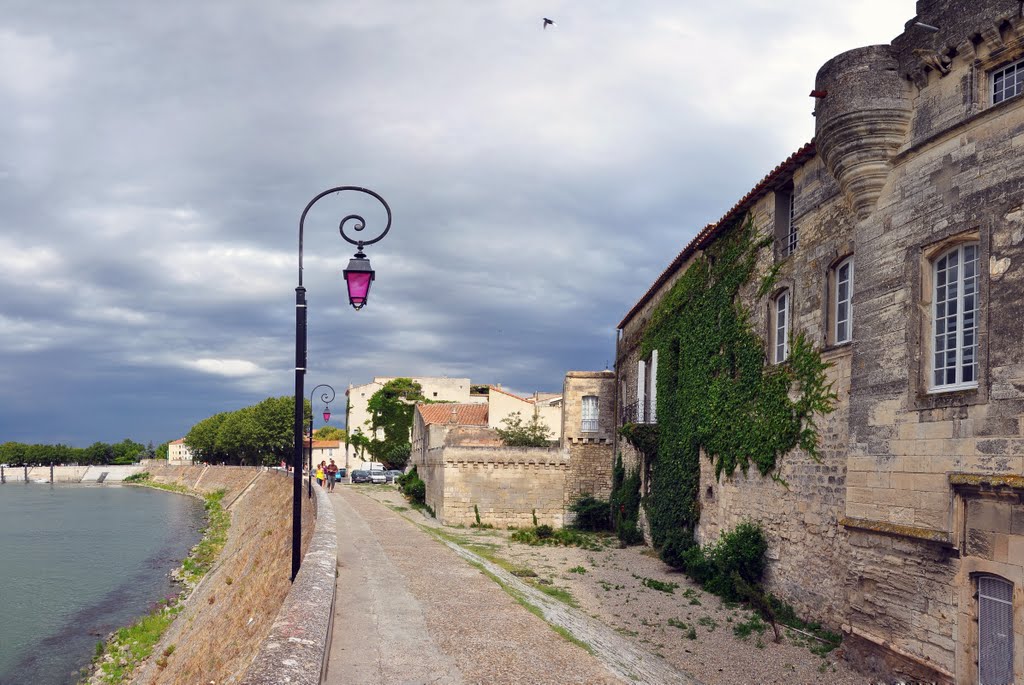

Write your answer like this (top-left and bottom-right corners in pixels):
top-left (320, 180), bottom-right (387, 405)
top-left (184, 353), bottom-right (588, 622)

top-left (640, 214), bottom-right (836, 548)
top-left (609, 453), bottom-right (643, 544)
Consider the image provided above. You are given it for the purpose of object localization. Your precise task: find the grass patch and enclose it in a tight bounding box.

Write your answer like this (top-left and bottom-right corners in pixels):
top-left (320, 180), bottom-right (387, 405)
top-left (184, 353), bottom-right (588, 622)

top-left (733, 614), bottom-right (768, 639)
top-left (568, 565), bottom-right (587, 574)
top-left (667, 618), bottom-right (688, 630)
top-left (697, 616), bottom-right (718, 632)
top-left (509, 526), bottom-right (606, 551)
top-left (632, 574), bottom-right (678, 594)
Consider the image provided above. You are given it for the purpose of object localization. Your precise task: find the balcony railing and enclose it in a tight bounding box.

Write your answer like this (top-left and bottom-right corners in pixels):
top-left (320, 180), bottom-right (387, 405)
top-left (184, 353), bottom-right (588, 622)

top-left (580, 418), bottom-right (599, 432)
top-left (620, 400), bottom-right (656, 425)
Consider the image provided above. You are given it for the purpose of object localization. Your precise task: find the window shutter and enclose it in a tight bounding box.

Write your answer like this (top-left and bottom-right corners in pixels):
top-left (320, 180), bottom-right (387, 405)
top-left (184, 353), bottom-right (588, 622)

top-left (650, 350), bottom-right (658, 423)
top-left (637, 360), bottom-right (646, 423)
top-left (978, 576), bottom-right (1013, 685)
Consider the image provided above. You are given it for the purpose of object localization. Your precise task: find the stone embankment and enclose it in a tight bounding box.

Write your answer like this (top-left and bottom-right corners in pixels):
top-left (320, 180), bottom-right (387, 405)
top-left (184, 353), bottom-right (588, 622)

top-left (126, 465), bottom-right (334, 685)
top-left (0, 464), bottom-right (145, 483)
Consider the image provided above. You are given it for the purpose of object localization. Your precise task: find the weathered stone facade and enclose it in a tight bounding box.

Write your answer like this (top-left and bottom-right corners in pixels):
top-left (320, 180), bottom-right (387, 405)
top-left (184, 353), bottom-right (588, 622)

top-left (615, 2), bottom-right (1024, 682)
top-left (412, 371), bottom-right (617, 527)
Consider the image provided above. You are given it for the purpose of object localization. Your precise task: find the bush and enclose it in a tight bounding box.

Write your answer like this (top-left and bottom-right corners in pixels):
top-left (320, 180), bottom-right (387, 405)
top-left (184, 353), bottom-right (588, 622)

top-left (535, 524), bottom-right (554, 539)
top-left (610, 454), bottom-right (644, 545)
top-left (677, 521), bottom-right (767, 602)
top-left (659, 527), bottom-right (696, 569)
top-left (570, 496), bottom-right (612, 532)
top-left (398, 466), bottom-right (426, 505)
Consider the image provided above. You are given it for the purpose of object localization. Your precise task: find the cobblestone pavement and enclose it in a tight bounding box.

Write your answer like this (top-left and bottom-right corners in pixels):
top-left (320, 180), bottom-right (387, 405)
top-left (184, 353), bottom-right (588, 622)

top-left (325, 487), bottom-right (701, 685)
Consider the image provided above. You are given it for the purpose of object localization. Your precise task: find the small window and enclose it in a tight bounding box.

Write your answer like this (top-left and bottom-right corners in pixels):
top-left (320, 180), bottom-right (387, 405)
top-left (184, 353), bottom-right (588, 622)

top-left (773, 290), bottom-right (790, 364)
top-left (775, 189), bottom-right (797, 256)
top-left (978, 575), bottom-right (1013, 685)
top-left (432, 392), bottom-right (438, 397)
top-left (581, 395), bottom-right (599, 432)
top-left (931, 243), bottom-right (979, 391)
top-left (992, 57), bottom-right (1024, 104)
top-left (834, 257), bottom-right (853, 345)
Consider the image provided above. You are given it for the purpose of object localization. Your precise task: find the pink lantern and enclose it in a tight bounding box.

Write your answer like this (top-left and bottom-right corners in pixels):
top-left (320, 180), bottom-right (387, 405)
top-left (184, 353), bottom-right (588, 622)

top-left (343, 253), bottom-right (375, 310)
top-left (323, 408), bottom-right (332, 423)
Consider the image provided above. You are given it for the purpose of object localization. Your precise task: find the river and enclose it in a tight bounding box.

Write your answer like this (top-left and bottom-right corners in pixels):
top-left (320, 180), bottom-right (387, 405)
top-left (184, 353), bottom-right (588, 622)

top-left (0, 483), bottom-right (205, 685)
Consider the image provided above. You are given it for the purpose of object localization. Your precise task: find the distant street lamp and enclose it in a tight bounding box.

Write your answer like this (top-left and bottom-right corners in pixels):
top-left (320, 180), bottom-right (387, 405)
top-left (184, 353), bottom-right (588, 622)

top-left (292, 186), bottom-right (392, 582)
top-left (307, 384), bottom-right (335, 499)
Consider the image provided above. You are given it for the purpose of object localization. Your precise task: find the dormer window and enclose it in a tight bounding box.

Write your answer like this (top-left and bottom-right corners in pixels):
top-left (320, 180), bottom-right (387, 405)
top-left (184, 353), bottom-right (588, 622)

top-left (992, 57), bottom-right (1024, 104)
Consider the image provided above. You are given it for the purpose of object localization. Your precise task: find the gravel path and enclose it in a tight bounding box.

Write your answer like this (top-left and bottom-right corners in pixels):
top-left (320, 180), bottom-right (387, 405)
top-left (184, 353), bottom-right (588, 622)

top-left (340, 486), bottom-right (873, 685)
top-left (326, 487), bottom-right (626, 685)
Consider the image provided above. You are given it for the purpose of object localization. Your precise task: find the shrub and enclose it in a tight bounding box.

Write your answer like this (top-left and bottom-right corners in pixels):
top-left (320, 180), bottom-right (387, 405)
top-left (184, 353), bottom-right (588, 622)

top-left (398, 466), bottom-right (426, 504)
top-left (609, 454), bottom-right (644, 545)
top-left (660, 527), bottom-right (696, 569)
top-left (535, 524), bottom-right (554, 539)
top-left (570, 496), bottom-right (611, 532)
top-left (677, 520), bottom-right (767, 602)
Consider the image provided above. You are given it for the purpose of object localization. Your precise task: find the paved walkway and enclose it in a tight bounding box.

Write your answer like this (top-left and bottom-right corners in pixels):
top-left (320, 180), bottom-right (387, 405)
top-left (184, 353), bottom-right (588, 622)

top-left (324, 487), bottom-right (700, 685)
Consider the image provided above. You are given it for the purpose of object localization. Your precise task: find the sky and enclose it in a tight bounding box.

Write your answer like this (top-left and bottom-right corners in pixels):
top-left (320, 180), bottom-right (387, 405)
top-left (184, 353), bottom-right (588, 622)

top-left (0, 0), bottom-right (917, 447)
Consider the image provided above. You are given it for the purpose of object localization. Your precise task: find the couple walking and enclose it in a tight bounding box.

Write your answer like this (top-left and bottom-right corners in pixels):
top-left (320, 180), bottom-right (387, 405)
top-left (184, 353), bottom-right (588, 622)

top-left (316, 459), bottom-right (339, 491)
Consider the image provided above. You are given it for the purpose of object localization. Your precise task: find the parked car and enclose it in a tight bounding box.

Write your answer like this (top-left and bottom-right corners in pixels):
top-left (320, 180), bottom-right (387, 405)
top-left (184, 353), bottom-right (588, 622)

top-left (350, 470), bottom-right (371, 483)
top-left (384, 469), bottom-right (404, 483)
top-left (368, 470), bottom-right (387, 484)
top-left (333, 467), bottom-right (347, 482)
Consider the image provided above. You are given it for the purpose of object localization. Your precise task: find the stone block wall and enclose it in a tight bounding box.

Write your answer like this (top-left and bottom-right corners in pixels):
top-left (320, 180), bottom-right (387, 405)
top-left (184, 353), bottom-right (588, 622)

top-left (421, 445), bottom-right (569, 527)
top-left (563, 371), bottom-right (616, 503)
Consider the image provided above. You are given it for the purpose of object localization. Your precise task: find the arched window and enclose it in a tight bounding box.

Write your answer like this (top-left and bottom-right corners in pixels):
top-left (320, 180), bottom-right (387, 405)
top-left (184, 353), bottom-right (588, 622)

top-left (932, 243), bottom-right (979, 390)
top-left (773, 290), bottom-right (790, 364)
top-left (977, 575), bottom-right (1013, 685)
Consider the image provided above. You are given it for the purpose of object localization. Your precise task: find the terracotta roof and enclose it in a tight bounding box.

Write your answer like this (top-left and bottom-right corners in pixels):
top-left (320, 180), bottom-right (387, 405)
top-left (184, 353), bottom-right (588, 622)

top-left (618, 141), bottom-right (816, 330)
top-left (309, 440), bottom-right (341, 449)
top-left (170, 438), bottom-right (185, 445)
top-left (416, 403), bottom-right (489, 426)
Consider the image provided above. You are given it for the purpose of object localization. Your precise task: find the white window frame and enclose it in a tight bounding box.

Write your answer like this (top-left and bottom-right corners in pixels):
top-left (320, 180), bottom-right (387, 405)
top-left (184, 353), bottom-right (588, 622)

top-left (636, 359), bottom-right (646, 423)
top-left (581, 395), bottom-right (599, 432)
top-left (992, 57), bottom-right (1024, 105)
top-left (649, 349), bottom-right (658, 423)
top-left (773, 290), bottom-right (790, 364)
top-left (930, 243), bottom-right (980, 392)
top-left (977, 575), bottom-right (1014, 685)
top-left (785, 193), bottom-right (798, 255)
top-left (834, 257), bottom-right (853, 345)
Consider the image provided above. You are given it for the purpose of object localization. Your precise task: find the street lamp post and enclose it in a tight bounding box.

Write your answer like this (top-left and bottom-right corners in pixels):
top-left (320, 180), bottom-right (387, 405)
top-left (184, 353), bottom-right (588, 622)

top-left (292, 186), bottom-right (392, 582)
top-left (308, 384), bottom-right (335, 499)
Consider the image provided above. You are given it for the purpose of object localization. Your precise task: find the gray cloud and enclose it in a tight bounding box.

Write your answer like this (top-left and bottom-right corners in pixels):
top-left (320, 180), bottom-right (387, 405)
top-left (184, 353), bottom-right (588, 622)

top-left (0, 0), bottom-right (915, 445)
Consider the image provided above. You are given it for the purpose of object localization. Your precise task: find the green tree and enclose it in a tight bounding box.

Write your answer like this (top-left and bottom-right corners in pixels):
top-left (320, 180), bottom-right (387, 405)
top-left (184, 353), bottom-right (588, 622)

top-left (366, 378), bottom-right (426, 467)
top-left (495, 411), bottom-right (554, 447)
top-left (155, 441), bottom-right (170, 460)
top-left (251, 395), bottom-right (300, 464)
top-left (111, 439), bottom-right (145, 464)
top-left (84, 442), bottom-right (115, 465)
top-left (185, 412), bottom-right (229, 463)
top-left (349, 428), bottom-right (371, 459)
top-left (314, 425), bottom-right (346, 441)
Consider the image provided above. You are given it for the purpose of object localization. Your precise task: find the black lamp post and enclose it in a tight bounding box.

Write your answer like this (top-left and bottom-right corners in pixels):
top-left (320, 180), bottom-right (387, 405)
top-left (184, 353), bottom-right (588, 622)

top-left (292, 186), bottom-right (392, 582)
top-left (308, 384), bottom-right (335, 499)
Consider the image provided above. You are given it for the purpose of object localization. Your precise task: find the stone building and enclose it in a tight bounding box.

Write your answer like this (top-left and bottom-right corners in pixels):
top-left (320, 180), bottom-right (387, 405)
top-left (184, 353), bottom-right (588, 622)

top-left (167, 438), bottom-right (194, 465)
top-left (411, 371), bottom-right (616, 527)
top-left (615, 2), bottom-right (1024, 682)
top-left (344, 376), bottom-right (483, 466)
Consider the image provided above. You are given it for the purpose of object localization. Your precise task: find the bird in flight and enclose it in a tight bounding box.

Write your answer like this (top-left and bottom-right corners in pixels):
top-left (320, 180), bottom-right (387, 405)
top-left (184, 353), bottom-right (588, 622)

top-left (542, 18), bottom-right (555, 29)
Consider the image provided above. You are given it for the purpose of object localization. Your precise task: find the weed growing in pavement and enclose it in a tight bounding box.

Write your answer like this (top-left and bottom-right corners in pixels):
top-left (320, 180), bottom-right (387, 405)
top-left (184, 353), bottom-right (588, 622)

top-left (569, 566), bottom-right (586, 574)
top-left (733, 614), bottom-right (768, 639)
top-left (686, 627), bottom-right (698, 640)
top-left (667, 618), bottom-right (688, 630)
top-left (697, 616), bottom-right (718, 632)
top-left (616, 627), bottom-right (639, 637)
top-left (632, 573), bottom-right (678, 594)
top-left (510, 525), bottom-right (605, 550)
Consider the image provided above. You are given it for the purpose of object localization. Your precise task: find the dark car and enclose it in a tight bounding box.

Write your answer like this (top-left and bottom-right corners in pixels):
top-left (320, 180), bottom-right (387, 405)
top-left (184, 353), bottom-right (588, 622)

top-left (384, 469), bottom-right (404, 483)
top-left (350, 470), bottom-right (371, 483)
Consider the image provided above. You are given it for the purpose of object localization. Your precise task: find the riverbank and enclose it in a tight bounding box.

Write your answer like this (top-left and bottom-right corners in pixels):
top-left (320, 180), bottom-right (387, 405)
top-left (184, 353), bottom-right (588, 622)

top-left (80, 465), bottom-right (320, 684)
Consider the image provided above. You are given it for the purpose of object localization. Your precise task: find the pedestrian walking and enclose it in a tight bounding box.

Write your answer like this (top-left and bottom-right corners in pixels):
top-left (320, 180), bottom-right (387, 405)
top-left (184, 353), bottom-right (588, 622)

top-left (316, 462), bottom-right (325, 486)
top-left (326, 459), bottom-right (338, 491)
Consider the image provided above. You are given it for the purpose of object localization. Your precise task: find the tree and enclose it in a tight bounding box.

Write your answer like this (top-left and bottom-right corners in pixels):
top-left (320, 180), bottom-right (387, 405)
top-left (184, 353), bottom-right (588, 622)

top-left (496, 411), bottom-right (554, 447)
top-left (111, 439), bottom-right (145, 464)
top-left (349, 428), bottom-right (371, 459)
top-left (185, 412), bottom-right (229, 463)
top-left (155, 441), bottom-right (170, 460)
top-left (314, 426), bottom-right (346, 441)
top-left (366, 378), bottom-right (426, 465)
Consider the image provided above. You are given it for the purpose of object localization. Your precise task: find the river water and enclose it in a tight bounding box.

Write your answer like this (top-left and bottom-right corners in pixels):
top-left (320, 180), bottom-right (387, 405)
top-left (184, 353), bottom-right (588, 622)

top-left (0, 483), bottom-right (205, 685)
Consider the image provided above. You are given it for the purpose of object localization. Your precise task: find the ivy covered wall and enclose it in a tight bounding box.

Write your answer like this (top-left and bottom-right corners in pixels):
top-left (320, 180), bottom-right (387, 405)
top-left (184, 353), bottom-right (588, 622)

top-left (624, 214), bottom-right (835, 550)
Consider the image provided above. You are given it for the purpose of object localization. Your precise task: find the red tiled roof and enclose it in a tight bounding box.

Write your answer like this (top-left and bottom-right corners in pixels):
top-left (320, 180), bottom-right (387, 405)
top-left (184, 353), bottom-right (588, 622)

top-left (170, 438), bottom-right (185, 445)
top-left (416, 403), bottom-right (489, 426)
top-left (618, 141), bottom-right (817, 330)
top-left (310, 440), bottom-right (341, 449)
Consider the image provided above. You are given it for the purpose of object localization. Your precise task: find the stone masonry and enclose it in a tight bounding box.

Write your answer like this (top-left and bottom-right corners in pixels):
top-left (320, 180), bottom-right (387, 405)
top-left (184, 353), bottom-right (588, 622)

top-left (615, 2), bottom-right (1024, 682)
